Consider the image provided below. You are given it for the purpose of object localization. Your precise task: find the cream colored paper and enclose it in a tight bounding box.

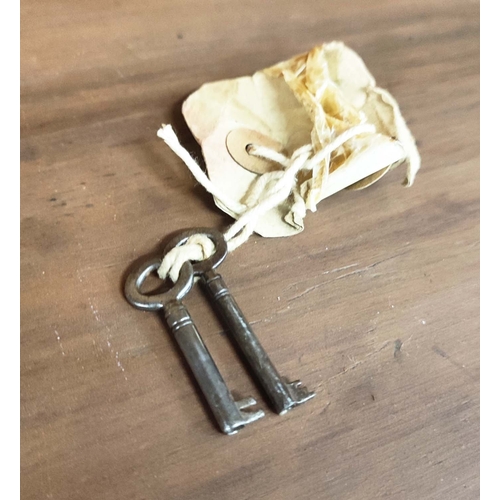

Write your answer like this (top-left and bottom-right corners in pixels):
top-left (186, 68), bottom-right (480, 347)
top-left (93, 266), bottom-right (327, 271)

top-left (182, 41), bottom-right (420, 238)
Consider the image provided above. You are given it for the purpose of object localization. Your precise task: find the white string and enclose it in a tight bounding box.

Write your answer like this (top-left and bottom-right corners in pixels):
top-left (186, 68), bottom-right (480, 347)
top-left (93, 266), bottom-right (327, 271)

top-left (157, 123), bottom-right (374, 281)
top-left (157, 126), bottom-right (245, 215)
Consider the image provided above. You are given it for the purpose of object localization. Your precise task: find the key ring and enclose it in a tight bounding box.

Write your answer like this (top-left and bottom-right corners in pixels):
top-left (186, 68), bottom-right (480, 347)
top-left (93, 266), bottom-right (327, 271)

top-left (163, 227), bottom-right (228, 275)
top-left (125, 258), bottom-right (194, 311)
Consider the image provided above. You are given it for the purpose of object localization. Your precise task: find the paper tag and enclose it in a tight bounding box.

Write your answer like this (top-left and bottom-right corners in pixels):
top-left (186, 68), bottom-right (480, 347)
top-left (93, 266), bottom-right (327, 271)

top-left (182, 41), bottom-right (420, 238)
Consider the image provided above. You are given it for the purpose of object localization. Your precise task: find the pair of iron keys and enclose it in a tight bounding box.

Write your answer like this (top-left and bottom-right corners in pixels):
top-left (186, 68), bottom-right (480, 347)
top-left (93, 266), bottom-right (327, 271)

top-left (125, 228), bottom-right (314, 435)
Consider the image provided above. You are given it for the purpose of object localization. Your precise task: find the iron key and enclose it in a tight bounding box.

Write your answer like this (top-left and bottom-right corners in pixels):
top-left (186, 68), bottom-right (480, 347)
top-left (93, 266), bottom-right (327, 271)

top-left (125, 257), bottom-right (264, 435)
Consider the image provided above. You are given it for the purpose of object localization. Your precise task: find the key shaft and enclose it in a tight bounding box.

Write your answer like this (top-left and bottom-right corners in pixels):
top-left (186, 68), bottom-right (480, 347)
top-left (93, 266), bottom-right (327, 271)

top-left (201, 269), bottom-right (315, 415)
top-left (164, 300), bottom-right (264, 434)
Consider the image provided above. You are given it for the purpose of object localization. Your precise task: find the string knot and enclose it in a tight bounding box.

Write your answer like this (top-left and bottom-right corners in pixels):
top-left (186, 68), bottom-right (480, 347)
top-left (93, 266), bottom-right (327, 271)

top-left (157, 234), bottom-right (214, 282)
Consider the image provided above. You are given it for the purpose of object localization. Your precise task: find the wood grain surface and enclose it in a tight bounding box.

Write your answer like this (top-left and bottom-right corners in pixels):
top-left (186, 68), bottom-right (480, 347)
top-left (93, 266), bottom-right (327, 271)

top-left (20, 1), bottom-right (480, 499)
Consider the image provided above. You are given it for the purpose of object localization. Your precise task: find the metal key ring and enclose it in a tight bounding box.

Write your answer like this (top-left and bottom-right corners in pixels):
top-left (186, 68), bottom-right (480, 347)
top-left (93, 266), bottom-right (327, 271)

top-left (124, 258), bottom-right (194, 311)
top-left (163, 227), bottom-right (228, 275)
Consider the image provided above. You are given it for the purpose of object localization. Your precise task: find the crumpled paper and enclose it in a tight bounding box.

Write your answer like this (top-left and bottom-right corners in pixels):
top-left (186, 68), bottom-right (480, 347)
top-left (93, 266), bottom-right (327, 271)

top-left (182, 41), bottom-right (420, 237)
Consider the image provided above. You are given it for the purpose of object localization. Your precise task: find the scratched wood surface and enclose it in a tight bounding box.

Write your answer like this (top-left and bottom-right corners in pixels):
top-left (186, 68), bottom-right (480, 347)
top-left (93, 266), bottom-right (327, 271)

top-left (20, 1), bottom-right (479, 498)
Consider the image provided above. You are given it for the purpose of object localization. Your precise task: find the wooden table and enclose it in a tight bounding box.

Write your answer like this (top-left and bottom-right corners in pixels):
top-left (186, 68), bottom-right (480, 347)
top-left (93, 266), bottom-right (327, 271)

top-left (21, 1), bottom-right (479, 498)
